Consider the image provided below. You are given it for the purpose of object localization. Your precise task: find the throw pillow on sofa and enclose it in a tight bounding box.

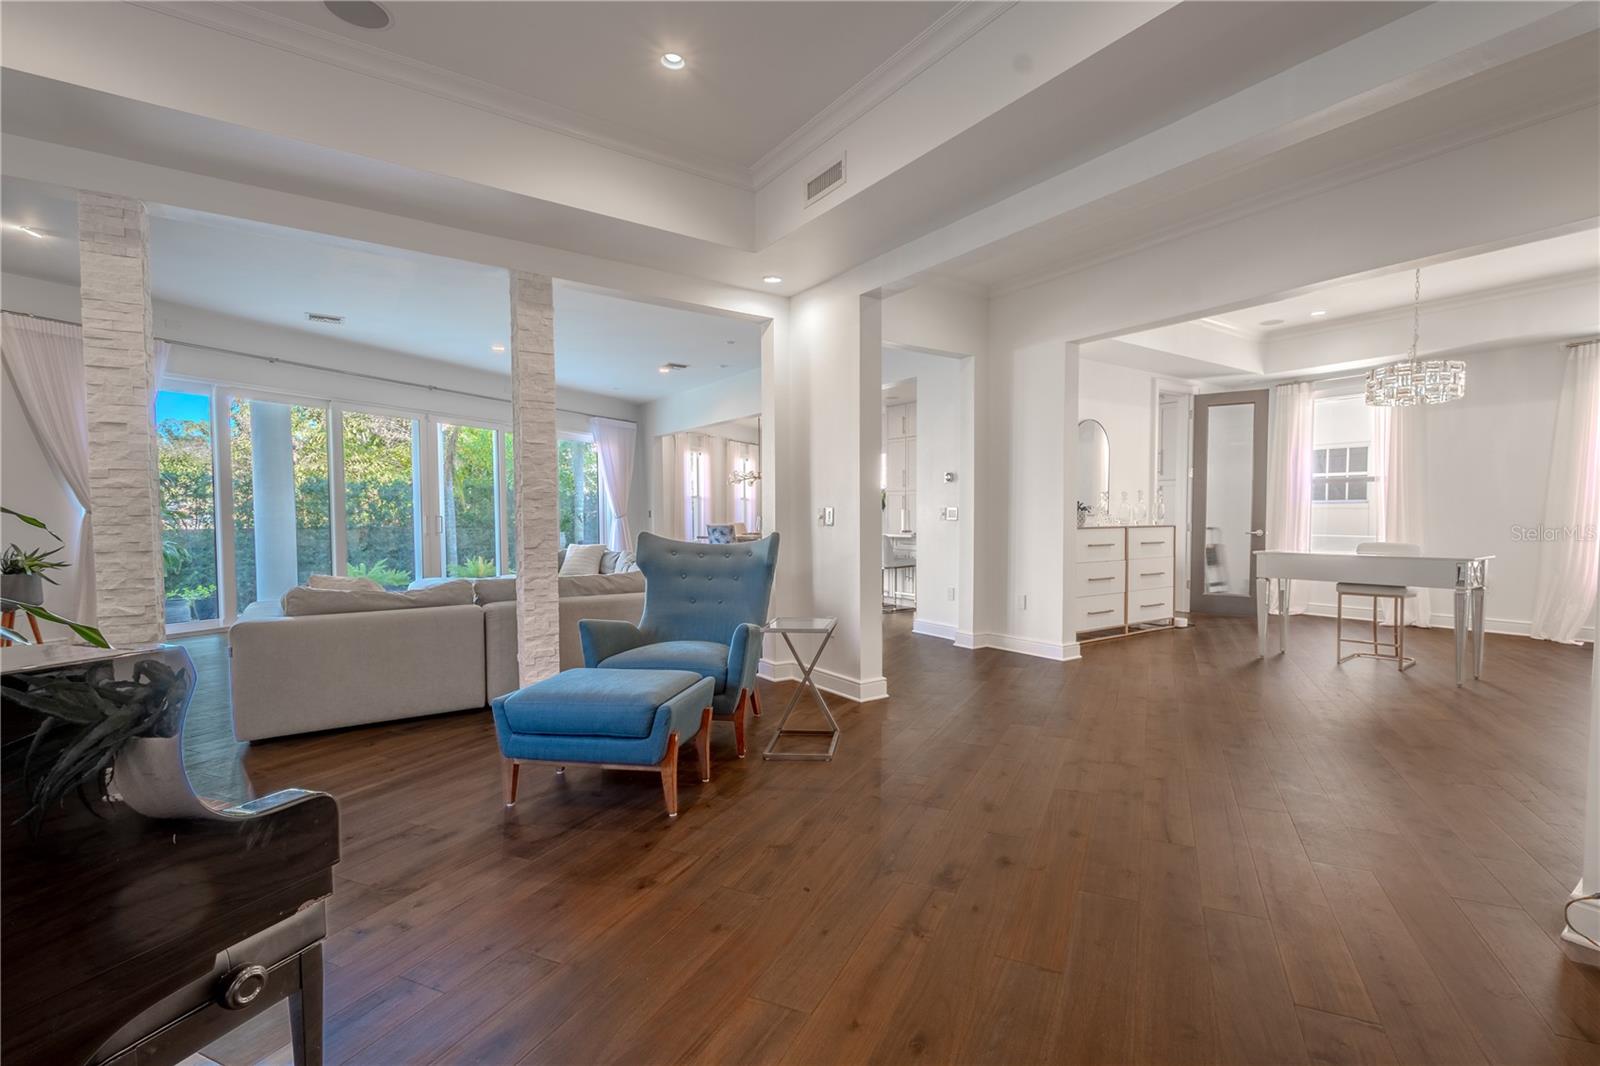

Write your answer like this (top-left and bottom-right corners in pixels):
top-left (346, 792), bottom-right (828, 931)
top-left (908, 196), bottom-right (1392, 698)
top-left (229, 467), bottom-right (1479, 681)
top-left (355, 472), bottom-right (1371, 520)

top-left (282, 579), bottom-right (475, 616)
top-left (559, 543), bottom-right (606, 576)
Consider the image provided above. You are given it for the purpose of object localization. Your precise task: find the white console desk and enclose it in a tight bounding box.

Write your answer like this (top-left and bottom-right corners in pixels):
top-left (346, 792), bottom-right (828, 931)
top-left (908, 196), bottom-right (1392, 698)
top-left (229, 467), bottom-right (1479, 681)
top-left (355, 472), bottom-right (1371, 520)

top-left (1253, 550), bottom-right (1492, 685)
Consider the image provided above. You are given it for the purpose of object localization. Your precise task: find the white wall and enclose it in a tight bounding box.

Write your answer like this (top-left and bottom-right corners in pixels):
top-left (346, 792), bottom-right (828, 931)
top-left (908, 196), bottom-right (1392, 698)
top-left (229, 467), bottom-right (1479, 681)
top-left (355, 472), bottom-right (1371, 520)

top-left (882, 347), bottom-right (964, 634)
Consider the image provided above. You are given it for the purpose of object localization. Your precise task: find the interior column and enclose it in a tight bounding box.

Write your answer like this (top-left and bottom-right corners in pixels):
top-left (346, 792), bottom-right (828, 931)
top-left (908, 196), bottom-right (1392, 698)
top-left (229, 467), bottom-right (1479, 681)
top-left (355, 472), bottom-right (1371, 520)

top-left (510, 272), bottom-right (560, 686)
top-left (249, 401), bottom-right (300, 605)
top-left (79, 191), bottom-right (164, 646)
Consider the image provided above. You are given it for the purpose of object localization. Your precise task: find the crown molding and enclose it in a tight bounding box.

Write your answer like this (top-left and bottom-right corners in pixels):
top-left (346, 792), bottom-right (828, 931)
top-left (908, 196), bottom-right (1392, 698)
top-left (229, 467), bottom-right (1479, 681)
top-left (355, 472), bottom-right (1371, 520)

top-left (747, 1), bottom-right (1014, 192)
top-left (134, 0), bottom-right (1011, 198)
top-left (134, 0), bottom-right (754, 189)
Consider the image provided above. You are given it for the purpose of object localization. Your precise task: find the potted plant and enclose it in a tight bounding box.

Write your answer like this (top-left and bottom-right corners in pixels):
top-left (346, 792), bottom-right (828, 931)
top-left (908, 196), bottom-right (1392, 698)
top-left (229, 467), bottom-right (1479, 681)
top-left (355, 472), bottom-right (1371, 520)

top-left (172, 583), bottom-right (217, 621)
top-left (1, 507), bottom-right (108, 648)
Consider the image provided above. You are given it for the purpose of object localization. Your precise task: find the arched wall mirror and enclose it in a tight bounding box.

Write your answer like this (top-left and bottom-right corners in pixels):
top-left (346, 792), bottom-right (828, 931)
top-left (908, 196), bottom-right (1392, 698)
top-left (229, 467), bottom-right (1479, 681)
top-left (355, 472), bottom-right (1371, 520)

top-left (1077, 418), bottom-right (1110, 509)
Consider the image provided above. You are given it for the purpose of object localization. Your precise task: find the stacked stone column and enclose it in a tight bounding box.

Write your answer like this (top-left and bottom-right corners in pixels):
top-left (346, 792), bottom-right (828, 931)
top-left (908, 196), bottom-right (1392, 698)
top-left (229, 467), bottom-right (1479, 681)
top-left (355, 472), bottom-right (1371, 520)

top-left (79, 192), bottom-right (164, 647)
top-left (511, 272), bottom-right (560, 685)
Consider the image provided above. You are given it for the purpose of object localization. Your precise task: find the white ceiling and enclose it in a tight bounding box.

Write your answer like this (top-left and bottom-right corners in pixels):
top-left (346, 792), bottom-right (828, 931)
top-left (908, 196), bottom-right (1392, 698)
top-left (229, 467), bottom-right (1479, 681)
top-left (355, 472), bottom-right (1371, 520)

top-left (1203, 228), bottom-right (1600, 339)
top-left (0, 177), bottom-right (764, 403)
top-left (244, 0), bottom-right (955, 175)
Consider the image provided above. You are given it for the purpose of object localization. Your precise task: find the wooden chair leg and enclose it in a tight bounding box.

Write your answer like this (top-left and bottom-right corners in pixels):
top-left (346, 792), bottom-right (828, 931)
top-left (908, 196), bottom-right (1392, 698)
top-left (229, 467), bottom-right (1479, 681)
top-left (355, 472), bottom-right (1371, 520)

top-left (694, 707), bottom-right (712, 783)
top-left (733, 691), bottom-right (748, 759)
top-left (502, 759), bottom-right (520, 807)
top-left (289, 942), bottom-right (324, 1066)
top-left (750, 688), bottom-right (761, 717)
top-left (660, 732), bottom-right (680, 817)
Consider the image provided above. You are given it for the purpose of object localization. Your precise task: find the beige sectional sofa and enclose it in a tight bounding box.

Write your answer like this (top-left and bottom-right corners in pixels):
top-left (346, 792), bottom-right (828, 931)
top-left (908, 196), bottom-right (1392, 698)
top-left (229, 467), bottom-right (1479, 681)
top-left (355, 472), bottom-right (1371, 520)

top-left (230, 572), bottom-right (644, 741)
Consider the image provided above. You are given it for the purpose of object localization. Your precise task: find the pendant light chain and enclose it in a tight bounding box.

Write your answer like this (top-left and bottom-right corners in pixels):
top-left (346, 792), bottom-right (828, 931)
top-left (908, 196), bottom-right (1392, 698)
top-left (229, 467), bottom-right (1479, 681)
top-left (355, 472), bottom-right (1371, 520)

top-left (1409, 268), bottom-right (1421, 360)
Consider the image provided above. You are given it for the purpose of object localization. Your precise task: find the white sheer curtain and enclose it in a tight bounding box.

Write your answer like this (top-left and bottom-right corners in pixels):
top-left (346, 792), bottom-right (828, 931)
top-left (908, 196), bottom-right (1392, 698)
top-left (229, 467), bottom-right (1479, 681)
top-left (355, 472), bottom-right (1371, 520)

top-left (1, 313), bottom-right (96, 622)
top-left (1265, 381), bottom-right (1314, 613)
top-left (589, 416), bottom-right (636, 551)
top-left (1373, 403), bottom-right (1433, 627)
top-left (1531, 341), bottom-right (1600, 643)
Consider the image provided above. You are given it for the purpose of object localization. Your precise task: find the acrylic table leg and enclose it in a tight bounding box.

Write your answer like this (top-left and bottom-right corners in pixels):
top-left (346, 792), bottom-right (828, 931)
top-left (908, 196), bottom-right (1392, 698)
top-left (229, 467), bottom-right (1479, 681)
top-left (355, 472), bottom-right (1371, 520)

top-left (1472, 585), bottom-right (1486, 679)
top-left (1453, 585), bottom-right (1468, 686)
top-left (1257, 578), bottom-right (1270, 657)
top-left (1277, 579), bottom-right (1290, 653)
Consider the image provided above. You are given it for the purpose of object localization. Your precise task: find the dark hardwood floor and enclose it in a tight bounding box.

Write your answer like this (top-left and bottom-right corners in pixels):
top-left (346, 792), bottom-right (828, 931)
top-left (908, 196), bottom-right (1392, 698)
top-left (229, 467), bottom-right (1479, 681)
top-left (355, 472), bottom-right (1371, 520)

top-left (175, 613), bottom-right (1600, 1066)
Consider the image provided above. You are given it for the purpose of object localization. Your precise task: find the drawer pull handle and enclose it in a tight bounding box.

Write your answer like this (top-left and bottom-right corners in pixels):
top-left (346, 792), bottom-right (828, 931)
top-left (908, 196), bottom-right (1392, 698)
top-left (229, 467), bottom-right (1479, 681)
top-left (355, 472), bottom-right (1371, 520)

top-left (1139, 571), bottom-right (1165, 577)
top-left (1088, 576), bottom-right (1116, 582)
top-left (1087, 542), bottom-right (1116, 548)
top-left (1140, 602), bottom-right (1167, 609)
top-left (1087, 609), bottom-right (1115, 616)
top-left (1139, 540), bottom-right (1165, 546)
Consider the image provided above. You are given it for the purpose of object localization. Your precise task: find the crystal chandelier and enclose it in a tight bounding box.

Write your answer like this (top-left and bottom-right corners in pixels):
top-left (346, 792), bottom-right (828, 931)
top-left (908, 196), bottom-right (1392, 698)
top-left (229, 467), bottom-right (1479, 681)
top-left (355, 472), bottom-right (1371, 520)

top-left (1365, 268), bottom-right (1465, 406)
top-left (728, 469), bottom-right (761, 485)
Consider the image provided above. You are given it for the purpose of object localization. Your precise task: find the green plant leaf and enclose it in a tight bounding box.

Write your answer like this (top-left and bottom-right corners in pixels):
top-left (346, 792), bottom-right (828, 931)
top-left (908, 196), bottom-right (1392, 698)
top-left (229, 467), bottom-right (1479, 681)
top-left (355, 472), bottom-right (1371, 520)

top-left (1, 507), bottom-right (62, 542)
top-left (17, 603), bottom-right (110, 649)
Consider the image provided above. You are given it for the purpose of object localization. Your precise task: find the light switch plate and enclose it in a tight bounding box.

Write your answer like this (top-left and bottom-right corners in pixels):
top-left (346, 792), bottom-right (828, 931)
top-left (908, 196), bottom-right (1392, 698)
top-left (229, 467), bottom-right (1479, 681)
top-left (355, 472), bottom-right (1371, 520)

top-left (943, 506), bottom-right (959, 521)
top-left (819, 506), bottom-right (834, 526)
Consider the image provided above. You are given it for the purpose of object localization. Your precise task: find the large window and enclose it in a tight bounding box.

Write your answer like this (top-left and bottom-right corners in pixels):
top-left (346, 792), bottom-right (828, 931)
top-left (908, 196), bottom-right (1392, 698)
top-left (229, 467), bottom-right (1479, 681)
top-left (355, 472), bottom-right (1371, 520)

top-left (682, 445), bottom-right (710, 540)
top-left (558, 437), bottom-right (605, 547)
top-left (439, 422), bottom-right (499, 577)
top-left (229, 398), bottom-right (332, 609)
top-left (1310, 392), bottom-right (1379, 551)
top-left (156, 390), bottom-right (220, 627)
top-left (151, 378), bottom-right (628, 626)
top-left (342, 411), bottom-right (420, 589)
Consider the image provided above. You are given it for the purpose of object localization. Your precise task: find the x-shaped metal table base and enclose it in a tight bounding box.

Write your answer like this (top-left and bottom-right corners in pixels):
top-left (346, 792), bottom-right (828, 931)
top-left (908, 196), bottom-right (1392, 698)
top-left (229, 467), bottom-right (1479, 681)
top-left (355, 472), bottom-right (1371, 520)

top-left (761, 622), bottom-right (839, 761)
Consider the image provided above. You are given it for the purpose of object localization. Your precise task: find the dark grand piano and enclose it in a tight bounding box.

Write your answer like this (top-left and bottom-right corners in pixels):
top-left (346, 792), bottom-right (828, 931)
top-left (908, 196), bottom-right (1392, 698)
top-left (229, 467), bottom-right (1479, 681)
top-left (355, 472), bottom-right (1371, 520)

top-left (2, 644), bottom-right (339, 1066)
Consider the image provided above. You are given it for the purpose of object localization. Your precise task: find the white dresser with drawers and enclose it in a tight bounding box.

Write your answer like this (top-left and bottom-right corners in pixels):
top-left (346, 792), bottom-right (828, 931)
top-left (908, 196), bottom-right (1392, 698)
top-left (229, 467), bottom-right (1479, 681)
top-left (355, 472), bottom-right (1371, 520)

top-left (1074, 525), bottom-right (1178, 642)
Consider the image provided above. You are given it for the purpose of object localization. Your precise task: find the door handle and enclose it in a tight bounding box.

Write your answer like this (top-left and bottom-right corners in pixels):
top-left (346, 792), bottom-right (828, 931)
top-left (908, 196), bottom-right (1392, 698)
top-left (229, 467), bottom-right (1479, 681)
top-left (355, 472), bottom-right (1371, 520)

top-left (1248, 529), bottom-right (1266, 537)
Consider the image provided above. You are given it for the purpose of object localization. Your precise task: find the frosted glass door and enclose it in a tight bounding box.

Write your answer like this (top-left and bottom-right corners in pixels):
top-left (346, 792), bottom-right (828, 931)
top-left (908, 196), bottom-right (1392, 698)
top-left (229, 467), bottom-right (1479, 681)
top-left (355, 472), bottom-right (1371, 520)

top-left (1190, 390), bottom-right (1268, 616)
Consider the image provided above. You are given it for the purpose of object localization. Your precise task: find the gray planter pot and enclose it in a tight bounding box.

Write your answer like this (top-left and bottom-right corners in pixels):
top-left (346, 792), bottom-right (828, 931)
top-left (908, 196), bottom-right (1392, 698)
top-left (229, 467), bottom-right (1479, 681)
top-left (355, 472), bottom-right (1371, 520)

top-left (164, 596), bottom-right (193, 624)
top-left (2, 573), bottom-right (44, 607)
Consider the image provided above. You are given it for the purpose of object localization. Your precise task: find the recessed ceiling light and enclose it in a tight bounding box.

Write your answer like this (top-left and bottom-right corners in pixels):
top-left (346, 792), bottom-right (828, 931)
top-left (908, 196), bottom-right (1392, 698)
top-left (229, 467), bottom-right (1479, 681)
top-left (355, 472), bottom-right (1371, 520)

top-left (659, 361), bottom-right (689, 374)
top-left (658, 366), bottom-right (671, 374)
top-left (324, 1), bottom-right (391, 29)
top-left (762, 275), bottom-right (783, 285)
top-left (1258, 318), bottom-right (1284, 327)
top-left (490, 344), bottom-right (506, 352)
top-left (1309, 309), bottom-right (1328, 317)
top-left (660, 52), bottom-right (686, 70)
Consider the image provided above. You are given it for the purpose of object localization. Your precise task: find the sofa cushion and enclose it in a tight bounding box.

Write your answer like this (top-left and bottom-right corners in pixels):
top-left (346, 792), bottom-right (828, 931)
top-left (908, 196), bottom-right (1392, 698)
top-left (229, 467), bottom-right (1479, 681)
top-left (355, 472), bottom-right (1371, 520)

top-left (559, 571), bottom-right (645, 599)
top-left (498, 668), bottom-right (703, 738)
top-left (601, 550), bottom-right (638, 574)
top-left (281, 580), bottom-right (475, 616)
top-left (600, 640), bottom-right (729, 692)
top-left (473, 576), bottom-right (517, 603)
top-left (307, 573), bottom-right (383, 592)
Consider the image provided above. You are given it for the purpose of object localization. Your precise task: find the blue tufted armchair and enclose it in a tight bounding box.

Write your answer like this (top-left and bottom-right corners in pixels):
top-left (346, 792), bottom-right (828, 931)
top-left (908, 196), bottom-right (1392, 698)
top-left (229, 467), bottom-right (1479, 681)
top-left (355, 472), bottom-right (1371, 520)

top-left (579, 531), bottom-right (779, 757)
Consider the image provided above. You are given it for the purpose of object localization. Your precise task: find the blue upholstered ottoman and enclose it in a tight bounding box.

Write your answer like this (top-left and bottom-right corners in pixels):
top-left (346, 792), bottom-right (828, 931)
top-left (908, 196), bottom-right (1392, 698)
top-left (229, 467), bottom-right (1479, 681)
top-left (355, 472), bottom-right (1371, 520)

top-left (491, 668), bottom-right (716, 818)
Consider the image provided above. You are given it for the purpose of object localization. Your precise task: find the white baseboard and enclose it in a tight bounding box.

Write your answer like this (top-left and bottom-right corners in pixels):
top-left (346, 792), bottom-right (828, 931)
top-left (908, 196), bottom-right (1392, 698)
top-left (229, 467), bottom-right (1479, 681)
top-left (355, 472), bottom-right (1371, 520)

top-left (911, 618), bottom-right (959, 641)
top-left (757, 658), bottom-right (887, 702)
top-left (758, 658), bottom-right (799, 682)
top-left (945, 630), bottom-right (1080, 662)
top-left (1302, 602), bottom-right (1595, 643)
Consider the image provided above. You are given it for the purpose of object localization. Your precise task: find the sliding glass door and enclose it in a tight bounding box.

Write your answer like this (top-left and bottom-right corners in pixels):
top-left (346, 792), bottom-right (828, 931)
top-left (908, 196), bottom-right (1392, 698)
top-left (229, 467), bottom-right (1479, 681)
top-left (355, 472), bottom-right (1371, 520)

top-left (341, 410), bottom-right (421, 589)
top-left (228, 397), bottom-right (333, 611)
top-left (437, 421), bottom-right (500, 578)
top-left (155, 389), bottom-right (221, 630)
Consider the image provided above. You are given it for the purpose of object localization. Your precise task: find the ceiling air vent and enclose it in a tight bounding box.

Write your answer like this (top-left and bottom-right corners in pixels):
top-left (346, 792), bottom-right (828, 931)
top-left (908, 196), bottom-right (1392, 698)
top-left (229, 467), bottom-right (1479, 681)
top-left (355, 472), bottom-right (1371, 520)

top-left (306, 312), bottom-right (344, 325)
top-left (804, 156), bottom-right (846, 206)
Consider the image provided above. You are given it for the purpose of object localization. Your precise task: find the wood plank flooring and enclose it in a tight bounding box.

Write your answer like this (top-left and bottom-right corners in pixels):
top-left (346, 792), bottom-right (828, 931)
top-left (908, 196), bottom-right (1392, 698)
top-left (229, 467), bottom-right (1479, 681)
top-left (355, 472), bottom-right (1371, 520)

top-left (176, 613), bottom-right (1600, 1066)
